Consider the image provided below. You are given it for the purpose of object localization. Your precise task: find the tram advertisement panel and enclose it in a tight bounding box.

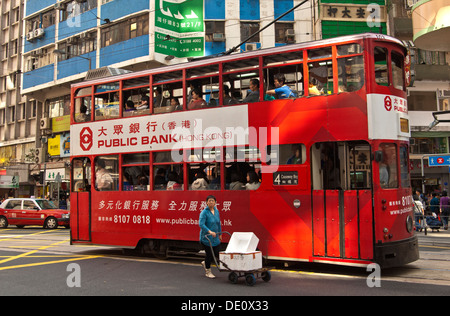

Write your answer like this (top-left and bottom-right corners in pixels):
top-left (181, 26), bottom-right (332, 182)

top-left (71, 105), bottom-right (249, 156)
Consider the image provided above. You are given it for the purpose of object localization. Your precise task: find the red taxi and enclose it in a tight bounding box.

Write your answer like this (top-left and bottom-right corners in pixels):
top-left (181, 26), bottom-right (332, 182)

top-left (0, 198), bottom-right (70, 229)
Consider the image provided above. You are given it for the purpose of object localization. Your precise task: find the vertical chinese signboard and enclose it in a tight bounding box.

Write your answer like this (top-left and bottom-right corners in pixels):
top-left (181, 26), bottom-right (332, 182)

top-left (155, 0), bottom-right (205, 58)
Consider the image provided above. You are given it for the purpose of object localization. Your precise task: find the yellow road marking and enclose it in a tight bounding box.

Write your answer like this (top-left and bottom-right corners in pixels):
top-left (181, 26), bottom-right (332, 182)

top-left (0, 239), bottom-right (69, 265)
top-left (0, 230), bottom-right (106, 271)
top-left (0, 230), bottom-right (54, 242)
top-left (0, 255), bottom-right (104, 271)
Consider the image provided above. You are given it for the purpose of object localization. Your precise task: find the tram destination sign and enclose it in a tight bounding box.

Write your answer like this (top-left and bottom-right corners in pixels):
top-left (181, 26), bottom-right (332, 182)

top-left (428, 155), bottom-right (450, 167)
top-left (273, 171), bottom-right (298, 186)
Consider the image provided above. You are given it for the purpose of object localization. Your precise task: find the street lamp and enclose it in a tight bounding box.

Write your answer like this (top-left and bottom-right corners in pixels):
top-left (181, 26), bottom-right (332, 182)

top-left (54, 49), bottom-right (92, 70)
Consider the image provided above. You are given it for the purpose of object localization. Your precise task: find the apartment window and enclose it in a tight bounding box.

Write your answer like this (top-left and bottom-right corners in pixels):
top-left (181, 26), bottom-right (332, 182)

top-left (57, 33), bottom-right (97, 61)
top-left (101, 14), bottom-right (149, 47)
top-left (205, 21), bottom-right (225, 42)
top-left (275, 23), bottom-right (294, 44)
top-left (9, 106), bottom-right (15, 123)
top-left (241, 22), bottom-right (260, 43)
top-left (48, 96), bottom-right (70, 118)
top-left (0, 109), bottom-right (5, 125)
top-left (60, 0), bottom-right (97, 22)
top-left (26, 10), bottom-right (55, 32)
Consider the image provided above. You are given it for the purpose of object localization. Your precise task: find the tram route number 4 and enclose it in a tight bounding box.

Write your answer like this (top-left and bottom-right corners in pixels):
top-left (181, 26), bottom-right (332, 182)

top-left (273, 171), bottom-right (298, 186)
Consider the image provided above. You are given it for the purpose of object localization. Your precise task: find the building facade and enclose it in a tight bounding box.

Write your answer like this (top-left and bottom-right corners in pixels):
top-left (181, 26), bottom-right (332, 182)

top-left (3, 0), bottom-right (447, 200)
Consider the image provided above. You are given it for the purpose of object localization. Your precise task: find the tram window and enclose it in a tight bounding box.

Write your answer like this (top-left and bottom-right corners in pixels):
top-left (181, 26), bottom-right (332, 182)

top-left (72, 158), bottom-right (91, 192)
top-left (374, 47), bottom-right (389, 86)
top-left (225, 162), bottom-right (261, 190)
top-left (123, 165), bottom-right (149, 191)
top-left (308, 47), bottom-right (332, 60)
top-left (188, 163), bottom-right (221, 190)
top-left (337, 44), bottom-right (363, 56)
top-left (222, 73), bottom-right (260, 105)
top-left (187, 76), bottom-right (219, 108)
top-left (400, 146), bottom-right (411, 188)
top-left (379, 143), bottom-right (398, 189)
top-left (266, 144), bottom-right (306, 165)
top-left (74, 97), bottom-right (91, 122)
top-left (122, 87), bottom-right (150, 117)
top-left (153, 164), bottom-right (183, 191)
top-left (348, 143), bottom-right (371, 189)
top-left (224, 146), bottom-right (261, 190)
top-left (308, 61), bottom-right (333, 95)
top-left (122, 153), bottom-right (149, 191)
top-left (76, 87), bottom-right (92, 97)
top-left (122, 76), bottom-right (149, 89)
top-left (188, 148), bottom-right (222, 163)
top-left (94, 156), bottom-right (119, 191)
top-left (154, 150), bottom-right (183, 163)
top-left (153, 81), bottom-right (183, 113)
top-left (265, 64), bottom-right (303, 98)
top-left (392, 51), bottom-right (405, 91)
top-left (94, 91), bottom-right (120, 120)
top-left (337, 56), bottom-right (364, 92)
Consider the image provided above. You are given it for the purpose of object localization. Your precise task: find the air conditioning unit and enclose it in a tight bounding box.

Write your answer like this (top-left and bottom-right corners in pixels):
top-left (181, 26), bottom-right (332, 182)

top-left (54, 2), bottom-right (66, 10)
top-left (212, 33), bottom-right (225, 42)
top-left (67, 37), bottom-right (78, 44)
top-left (285, 29), bottom-right (295, 37)
top-left (34, 147), bottom-right (45, 164)
top-left (26, 31), bottom-right (35, 41)
top-left (245, 43), bottom-right (258, 51)
top-left (40, 117), bottom-right (51, 130)
top-left (34, 28), bottom-right (45, 39)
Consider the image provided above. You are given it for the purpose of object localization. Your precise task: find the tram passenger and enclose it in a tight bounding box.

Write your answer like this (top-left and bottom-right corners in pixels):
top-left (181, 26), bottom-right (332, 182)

top-left (166, 171), bottom-right (182, 190)
top-left (266, 74), bottom-right (297, 99)
top-left (170, 97), bottom-right (182, 111)
top-left (223, 85), bottom-right (238, 105)
top-left (308, 78), bottom-right (322, 96)
top-left (125, 100), bottom-right (136, 111)
top-left (192, 171), bottom-right (209, 190)
top-left (188, 88), bottom-right (207, 110)
top-left (95, 159), bottom-right (113, 191)
top-left (76, 104), bottom-right (90, 122)
top-left (229, 172), bottom-right (245, 190)
top-left (152, 87), bottom-right (163, 108)
top-left (245, 171), bottom-right (260, 190)
top-left (199, 195), bottom-right (222, 279)
top-left (154, 168), bottom-right (167, 190)
top-left (242, 79), bottom-right (260, 103)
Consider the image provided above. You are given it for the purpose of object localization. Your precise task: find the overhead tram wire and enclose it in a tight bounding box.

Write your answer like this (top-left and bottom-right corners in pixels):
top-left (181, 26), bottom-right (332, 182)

top-left (190, 0), bottom-right (309, 62)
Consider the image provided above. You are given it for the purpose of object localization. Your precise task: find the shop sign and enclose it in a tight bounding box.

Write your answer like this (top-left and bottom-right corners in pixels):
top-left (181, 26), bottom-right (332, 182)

top-left (321, 3), bottom-right (386, 23)
top-left (0, 175), bottom-right (19, 188)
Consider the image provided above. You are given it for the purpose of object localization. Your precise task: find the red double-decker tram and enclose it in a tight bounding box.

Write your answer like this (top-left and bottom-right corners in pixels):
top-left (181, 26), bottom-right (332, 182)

top-left (70, 33), bottom-right (418, 267)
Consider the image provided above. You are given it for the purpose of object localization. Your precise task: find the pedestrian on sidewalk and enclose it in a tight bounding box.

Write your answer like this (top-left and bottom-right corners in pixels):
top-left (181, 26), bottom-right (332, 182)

top-left (430, 193), bottom-right (440, 216)
top-left (440, 191), bottom-right (450, 230)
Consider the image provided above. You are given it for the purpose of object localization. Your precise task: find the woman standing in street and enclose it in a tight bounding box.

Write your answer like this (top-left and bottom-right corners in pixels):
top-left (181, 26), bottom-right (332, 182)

top-left (199, 195), bottom-right (222, 278)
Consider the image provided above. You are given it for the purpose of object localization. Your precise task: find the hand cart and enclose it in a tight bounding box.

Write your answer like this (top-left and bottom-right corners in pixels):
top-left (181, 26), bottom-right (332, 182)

top-left (205, 232), bottom-right (273, 286)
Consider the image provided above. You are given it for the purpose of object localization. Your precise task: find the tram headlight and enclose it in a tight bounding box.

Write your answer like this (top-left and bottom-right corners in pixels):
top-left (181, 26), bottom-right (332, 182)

top-left (406, 215), bottom-right (413, 233)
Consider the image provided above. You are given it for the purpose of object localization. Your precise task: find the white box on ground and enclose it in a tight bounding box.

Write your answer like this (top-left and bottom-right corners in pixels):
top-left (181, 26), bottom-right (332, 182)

top-left (219, 251), bottom-right (262, 271)
top-left (225, 232), bottom-right (259, 253)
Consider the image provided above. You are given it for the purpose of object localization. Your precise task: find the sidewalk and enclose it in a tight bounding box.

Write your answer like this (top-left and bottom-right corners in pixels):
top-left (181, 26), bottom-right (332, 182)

top-left (416, 227), bottom-right (450, 247)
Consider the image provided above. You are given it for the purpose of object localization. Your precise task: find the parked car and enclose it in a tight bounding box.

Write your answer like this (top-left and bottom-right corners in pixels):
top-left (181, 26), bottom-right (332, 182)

top-left (0, 198), bottom-right (69, 229)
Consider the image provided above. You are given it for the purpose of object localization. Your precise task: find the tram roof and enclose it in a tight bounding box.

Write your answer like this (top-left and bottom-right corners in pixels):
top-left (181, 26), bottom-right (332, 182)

top-left (72, 33), bottom-right (405, 89)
